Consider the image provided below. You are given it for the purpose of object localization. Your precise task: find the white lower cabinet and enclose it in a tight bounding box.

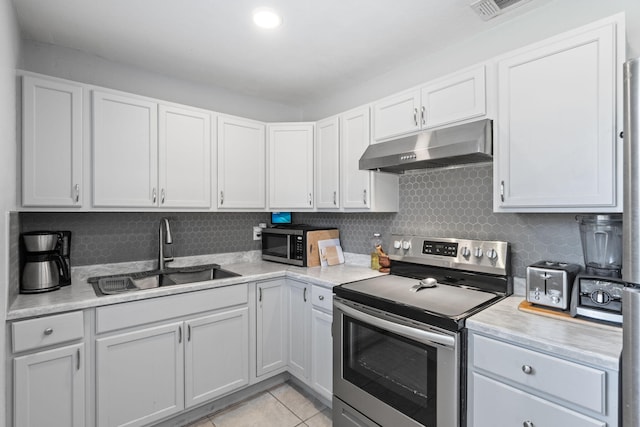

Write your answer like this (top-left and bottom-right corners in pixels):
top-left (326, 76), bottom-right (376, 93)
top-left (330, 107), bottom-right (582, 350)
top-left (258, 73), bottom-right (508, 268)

top-left (14, 343), bottom-right (86, 427)
top-left (96, 322), bottom-right (184, 427)
top-left (11, 311), bottom-right (86, 427)
top-left (94, 284), bottom-right (250, 427)
top-left (468, 332), bottom-right (618, 427)
top-left (310, 306), bottom-right (333, 402)
top-left (256, 279), bottom-right (288, 377)
top-left (287, 279), bottom-right (311, 381)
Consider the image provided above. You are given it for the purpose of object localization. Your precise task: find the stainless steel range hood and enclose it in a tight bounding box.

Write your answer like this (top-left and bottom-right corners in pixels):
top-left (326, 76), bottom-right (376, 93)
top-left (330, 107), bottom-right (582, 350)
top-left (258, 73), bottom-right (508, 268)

top-left (359, 119), bottom-right (493, 173)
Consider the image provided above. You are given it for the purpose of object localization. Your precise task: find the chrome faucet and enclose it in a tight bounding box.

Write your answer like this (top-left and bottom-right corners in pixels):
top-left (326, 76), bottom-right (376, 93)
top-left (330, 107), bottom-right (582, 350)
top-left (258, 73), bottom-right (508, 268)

top-left (158, 217), bottom-right (174, 270)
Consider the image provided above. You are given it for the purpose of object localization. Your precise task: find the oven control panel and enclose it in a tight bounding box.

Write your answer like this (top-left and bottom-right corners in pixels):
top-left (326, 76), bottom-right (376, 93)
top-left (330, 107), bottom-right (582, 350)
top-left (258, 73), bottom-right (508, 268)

top-left (422, 241), bottom-right (458, 257)
top-left (388, 235), bottom-right (511, 276)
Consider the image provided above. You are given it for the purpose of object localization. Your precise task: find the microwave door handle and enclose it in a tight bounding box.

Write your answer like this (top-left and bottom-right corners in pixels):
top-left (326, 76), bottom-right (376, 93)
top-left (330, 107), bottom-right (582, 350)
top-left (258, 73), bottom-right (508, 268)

top-left (334, 301), bottom-right (455, 348)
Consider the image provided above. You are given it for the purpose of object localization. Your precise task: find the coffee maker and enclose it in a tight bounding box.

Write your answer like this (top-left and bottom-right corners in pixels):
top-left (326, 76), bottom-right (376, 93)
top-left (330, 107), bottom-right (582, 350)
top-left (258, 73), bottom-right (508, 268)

top-left (571, 215), bottom-right (628, 323)
top-left (20, 231), bottom-right (71, 294)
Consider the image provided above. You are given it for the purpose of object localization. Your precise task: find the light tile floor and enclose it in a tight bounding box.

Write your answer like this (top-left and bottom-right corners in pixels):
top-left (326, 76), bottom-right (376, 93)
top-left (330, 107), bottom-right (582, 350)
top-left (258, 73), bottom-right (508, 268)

top-left (185, 382), bottom-right (332, 427)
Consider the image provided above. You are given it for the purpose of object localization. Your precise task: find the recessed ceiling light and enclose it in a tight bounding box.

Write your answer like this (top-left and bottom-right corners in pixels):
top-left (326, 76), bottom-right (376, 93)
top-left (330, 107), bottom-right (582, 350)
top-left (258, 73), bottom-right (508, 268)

top-left (253, 7), bottom-right (282, 29)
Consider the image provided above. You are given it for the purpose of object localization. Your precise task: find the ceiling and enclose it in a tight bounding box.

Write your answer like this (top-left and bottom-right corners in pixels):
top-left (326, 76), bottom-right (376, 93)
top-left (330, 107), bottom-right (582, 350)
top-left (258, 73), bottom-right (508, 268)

top-left (12, 0), bottom-right (545, 107)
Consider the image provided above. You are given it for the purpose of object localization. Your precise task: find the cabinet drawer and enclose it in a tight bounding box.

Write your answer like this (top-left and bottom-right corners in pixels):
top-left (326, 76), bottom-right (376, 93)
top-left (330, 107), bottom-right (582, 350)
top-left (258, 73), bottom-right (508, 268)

top-left (472, 334), bottom-right (606, 413)
top-left (12, 311), bottom-right (84, 353)
top-left (311, 285), bottom-right (333, 311)
top-left (472, 373), bottom-right (604, 427)
top-left (96, 283), bottom-right (248, 334)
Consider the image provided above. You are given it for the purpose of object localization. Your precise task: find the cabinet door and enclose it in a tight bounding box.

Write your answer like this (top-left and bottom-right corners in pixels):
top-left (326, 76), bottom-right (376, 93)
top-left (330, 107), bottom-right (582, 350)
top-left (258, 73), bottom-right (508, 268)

top-left (217, 116), bottom-right (266, 209)
top-left (159, 105), bottom-right (211, 208)
top-left (14, 343), bottom-right (85, 427)
top-left (184, 307), bottom-right (249, 407)
top-left (287, 280), bottom-right (310, 381)
top-left (96, 322), bottom-right (184, 427)
top-left (496, 21), bottom-right (620, 210)
top-left (341, 106), bottom-right (371, 209)
top-left (93, 91), bottom-right (158, 207)
top-left (316, 116), bottom-right (340, 209)
top-left (311, 308), bottom-right (333, 402)
top-left (421, 66), bottom-right (486, 129)
top-left (268, 123), bottom-right (314, 209)
top-left (471, 373), bottom-right (605, 427)
top-left (256, 280), bottom-right (288, 377)
top-left (372, 89), bottom-right (421, 141)
top-left (22, 76), bottom-right (83, 207)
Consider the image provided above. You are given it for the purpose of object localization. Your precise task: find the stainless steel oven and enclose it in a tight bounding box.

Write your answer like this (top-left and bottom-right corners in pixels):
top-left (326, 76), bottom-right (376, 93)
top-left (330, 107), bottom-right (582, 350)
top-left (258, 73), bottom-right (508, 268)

top-left (333, 298), bottom-right (460, 427)
top-left (332, 236), bottom-right (511, 427)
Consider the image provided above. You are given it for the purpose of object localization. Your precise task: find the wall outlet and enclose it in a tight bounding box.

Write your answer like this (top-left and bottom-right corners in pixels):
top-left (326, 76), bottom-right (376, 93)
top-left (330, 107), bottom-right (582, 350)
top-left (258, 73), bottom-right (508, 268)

top-left (253, 226), bottom-right (262, 241)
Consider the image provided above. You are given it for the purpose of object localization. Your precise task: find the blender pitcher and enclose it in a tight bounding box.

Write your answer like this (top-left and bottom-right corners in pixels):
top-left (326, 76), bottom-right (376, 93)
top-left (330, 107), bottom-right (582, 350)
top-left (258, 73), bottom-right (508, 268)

top-left (577, 214), bottom-right (623, 278)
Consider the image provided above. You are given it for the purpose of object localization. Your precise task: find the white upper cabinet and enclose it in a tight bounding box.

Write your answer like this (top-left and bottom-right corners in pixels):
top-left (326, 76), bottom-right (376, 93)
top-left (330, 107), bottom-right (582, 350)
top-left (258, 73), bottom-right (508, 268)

top-left (373, 65), bottom-right (487, 142)
top-left (92, 91), bottom-right (158, 207)
top-left (268, 123), bottom-right (315, 210)
top-left (494, 14), bottom-right (624, 212)
top-left (315, 116), bottom-right (340, 209)
top-left (22, 75), bottom-right (83, 207)
top-left (159, 105), bottom-right (212, 208)
top-left (341, 106), bottom-right (399, 212)
top-left (217, 115), bottom-right (266, 209)
top-left (93, 91), bottom-right (212, 208)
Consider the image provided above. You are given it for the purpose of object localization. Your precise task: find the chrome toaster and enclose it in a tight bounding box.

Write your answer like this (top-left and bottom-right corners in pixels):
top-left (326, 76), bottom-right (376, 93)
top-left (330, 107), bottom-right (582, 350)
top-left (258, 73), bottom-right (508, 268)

top-left (526, 261), bottom-right (581, 310)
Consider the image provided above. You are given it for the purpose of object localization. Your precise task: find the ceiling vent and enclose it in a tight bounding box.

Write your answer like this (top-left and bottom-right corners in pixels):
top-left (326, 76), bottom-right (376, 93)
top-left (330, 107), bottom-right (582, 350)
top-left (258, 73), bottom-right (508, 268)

top-left (470, 0), bottom-right (532, 21)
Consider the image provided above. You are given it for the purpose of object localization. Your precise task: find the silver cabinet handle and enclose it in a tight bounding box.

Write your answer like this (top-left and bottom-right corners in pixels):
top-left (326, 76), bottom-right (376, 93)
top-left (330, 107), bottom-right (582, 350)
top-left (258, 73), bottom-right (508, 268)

top-left (161, 188), bottom-right (166, 204)
top-left (523, 421), bottom-right (534, 427)
top-left (319, 295), bottom-right (325, 301)
top-left (178, 326), bottom-right (182, 343)
top-left (77, 348), bottom-right (81, 371)
top-left (500, 181), bottom-right (505, 203)
top-left (421, 106), bottom-right (426, 125)
top-left (303, 287), bottom-right (307, 302)
top-left (152, 188), bottom-right (157, 204)
top-left (44, 328), bottom-right (53, 336)
top-left (363, 189), bottom-right (367, 205)
top-left (413, 107), bottom-right (418, 126)
top-left (220, 191), bottom-right (224, 205)
top-left (522, 365), bottom-right (533, 374)
top-left (333, 191), bottom-right (337, 205)
top-left (187, 325), bottom-right (191, 342)
top-left (259, 287), bottom-right (262, 302)
top-left (308, 192), bottom-right (312, 206)
top-left (74, 184), bottom-right (80, 203)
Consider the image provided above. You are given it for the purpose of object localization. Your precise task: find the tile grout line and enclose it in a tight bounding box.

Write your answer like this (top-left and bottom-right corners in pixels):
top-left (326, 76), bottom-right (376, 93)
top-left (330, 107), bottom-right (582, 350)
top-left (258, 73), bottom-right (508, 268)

top-left (268, 388), bottom-right (307, 425)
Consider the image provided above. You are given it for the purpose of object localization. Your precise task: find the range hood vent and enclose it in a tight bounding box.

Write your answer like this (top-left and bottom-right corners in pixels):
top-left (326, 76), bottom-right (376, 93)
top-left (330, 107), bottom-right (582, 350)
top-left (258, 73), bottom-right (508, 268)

top-left (359, 119), bottom-right (493, 174)
top-left (470, 0), bottom-right (532, 21)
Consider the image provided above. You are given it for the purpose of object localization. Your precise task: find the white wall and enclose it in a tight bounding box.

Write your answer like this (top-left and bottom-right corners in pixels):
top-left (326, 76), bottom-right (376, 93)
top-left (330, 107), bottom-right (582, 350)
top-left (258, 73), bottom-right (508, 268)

top-left (301, 0), bottom-right (640, 120)
top-left (20, 40), bottom-right (303, 122)
top-left (0, 0), bottom-right (20, 423)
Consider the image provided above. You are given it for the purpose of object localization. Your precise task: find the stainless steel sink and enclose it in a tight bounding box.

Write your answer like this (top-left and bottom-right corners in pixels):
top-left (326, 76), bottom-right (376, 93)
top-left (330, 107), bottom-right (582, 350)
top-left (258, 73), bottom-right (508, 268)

top-left (89, 264), bottom-right (241, 296)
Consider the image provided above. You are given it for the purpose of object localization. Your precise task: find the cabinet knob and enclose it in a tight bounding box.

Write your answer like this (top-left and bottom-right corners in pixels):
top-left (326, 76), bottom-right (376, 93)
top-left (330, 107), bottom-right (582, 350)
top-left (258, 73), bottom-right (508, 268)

top-left (318, 295), bottom-right (325, 301)
top-left (43, 328), bottom-right (53, 336)
top-left (523, 421), bottom-right (534, 427)
top-left (522, 365), bottom-right (533, 374)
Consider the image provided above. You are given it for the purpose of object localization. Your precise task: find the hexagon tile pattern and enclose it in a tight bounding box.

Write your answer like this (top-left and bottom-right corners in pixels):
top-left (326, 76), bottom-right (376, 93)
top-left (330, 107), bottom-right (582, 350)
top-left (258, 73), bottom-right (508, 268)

top-left (20, 164), bottom-right (590, 277)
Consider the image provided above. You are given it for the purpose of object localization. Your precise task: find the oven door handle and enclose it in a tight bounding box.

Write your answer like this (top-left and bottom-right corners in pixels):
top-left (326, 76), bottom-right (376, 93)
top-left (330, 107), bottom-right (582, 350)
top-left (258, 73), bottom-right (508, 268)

top-left (334, 301), bottom-right (455, 348)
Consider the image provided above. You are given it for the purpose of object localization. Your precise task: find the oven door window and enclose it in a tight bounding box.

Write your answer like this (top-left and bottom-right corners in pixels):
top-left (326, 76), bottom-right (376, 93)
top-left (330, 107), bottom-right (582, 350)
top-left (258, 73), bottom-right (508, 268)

top-left (343, 316), bottom-right (437, 426)
top-left (262, 234), bottom-right (289, 258)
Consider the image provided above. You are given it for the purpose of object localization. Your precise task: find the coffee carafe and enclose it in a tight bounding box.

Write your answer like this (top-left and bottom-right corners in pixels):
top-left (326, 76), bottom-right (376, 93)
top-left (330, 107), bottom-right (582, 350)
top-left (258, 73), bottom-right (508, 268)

top-left (577, 214), bottom-right (623, 278)
top-left (20, 231), bottom-right (71, 293)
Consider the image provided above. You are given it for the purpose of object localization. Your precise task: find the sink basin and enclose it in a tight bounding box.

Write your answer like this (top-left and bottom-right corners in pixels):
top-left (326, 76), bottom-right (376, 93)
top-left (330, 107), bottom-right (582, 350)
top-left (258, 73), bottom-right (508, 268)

top-left (90, 264), bottom-right (241, 296)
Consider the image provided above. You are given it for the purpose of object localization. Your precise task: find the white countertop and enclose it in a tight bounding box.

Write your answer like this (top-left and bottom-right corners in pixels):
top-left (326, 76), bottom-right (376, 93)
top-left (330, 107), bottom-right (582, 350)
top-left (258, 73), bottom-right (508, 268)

top-left (8, 251), bottom-right (383, 321)
top-left (467, 296), bottom-right (622, 370)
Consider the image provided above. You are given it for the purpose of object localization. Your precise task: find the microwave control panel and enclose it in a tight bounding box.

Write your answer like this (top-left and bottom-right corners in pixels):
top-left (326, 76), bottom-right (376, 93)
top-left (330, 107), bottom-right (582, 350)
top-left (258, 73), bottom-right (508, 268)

top-left (293, 235), bottom-right (304, 259)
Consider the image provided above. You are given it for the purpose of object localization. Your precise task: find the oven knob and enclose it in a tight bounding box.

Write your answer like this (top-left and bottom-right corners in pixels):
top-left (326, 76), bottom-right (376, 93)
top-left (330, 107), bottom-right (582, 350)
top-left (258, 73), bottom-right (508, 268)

top-left (393, 240), bottom-right (402, 249)
top-left (402, 240), bottom-right (411, 250)
top-left (474, 247), bottom-right (483, 258)
top-left (460, 246), bottom-right (471, 258)
top-left (486, 248), bottom-right (498, 260)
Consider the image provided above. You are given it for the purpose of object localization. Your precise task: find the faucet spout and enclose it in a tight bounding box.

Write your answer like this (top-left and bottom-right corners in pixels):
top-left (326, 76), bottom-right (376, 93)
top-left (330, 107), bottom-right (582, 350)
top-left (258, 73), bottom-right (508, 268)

top-left (159, 217), bottom-right (174, 270)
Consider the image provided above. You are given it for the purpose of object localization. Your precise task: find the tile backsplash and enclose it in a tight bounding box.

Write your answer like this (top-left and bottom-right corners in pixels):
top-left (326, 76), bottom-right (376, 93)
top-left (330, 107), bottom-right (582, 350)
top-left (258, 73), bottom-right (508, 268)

top-left (20, 164), bottom-right (587, 277)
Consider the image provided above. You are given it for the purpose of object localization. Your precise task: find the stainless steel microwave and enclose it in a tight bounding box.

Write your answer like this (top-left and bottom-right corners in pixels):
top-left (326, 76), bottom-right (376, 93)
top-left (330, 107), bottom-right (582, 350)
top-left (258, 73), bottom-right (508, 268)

top-left (261, 226), bottom-right (339, 267)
